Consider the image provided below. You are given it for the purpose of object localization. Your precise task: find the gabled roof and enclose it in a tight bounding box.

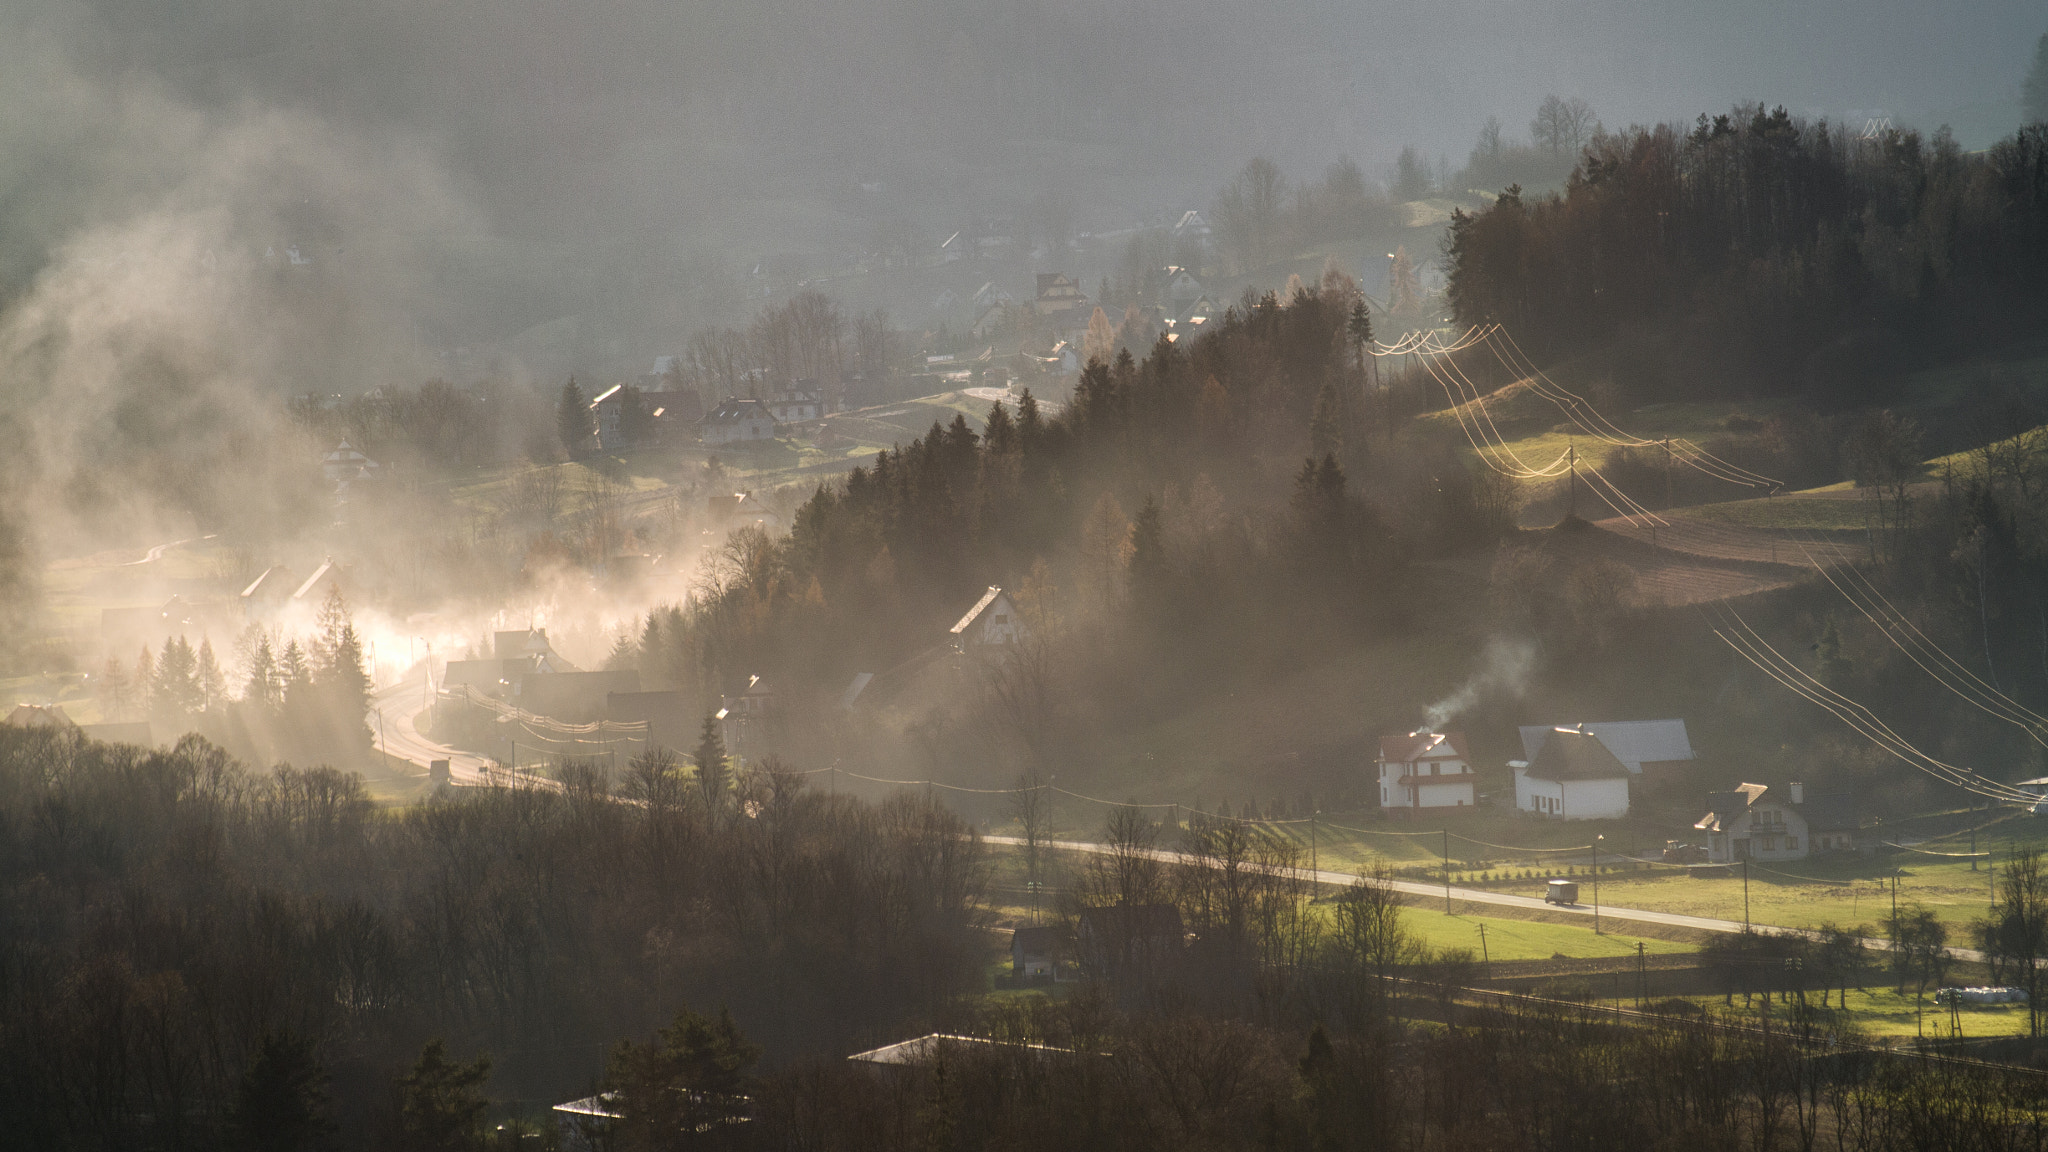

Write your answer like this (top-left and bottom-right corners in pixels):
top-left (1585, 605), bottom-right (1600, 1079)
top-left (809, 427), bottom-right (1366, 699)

top-left (240, 565), bottom-right (294, 599)
top-left (950, 586), bottom-right (1010, 634)
top-left (840, 672), bottom-right (874, 710)
top-left (849, 1034), bottom-right (1064, 1066)
top-left (1379, 730), bottom-right (1471, 763)
top-left (1522, 727), bottom-right (1631, 782)
top-left (1012, 925), bottom-right (1059, 953)
top-left (6, 704), bottom-right (76, 729)
top-left (703, 397), bottom-right (770, 425)
top-left (1035, 272), bottom-right (1085, 299)
top-left (1695, 783), bottom-right (1771, 831)
top-left (1519, 720), bottom-right (1693, 771)
top-left (1078, 903), bottom-right (1183, 938)
top-left (323, 440), bottom-right (372, 465)
top-left (292, 559), bottom-right (336, 601)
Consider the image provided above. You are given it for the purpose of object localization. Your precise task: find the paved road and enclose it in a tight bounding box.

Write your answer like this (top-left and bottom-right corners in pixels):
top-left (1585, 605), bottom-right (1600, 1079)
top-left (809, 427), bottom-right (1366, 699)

top-left (990, 835), bottom-right (1986, 962)
top-left (369, 667), bottom-right (497, 786)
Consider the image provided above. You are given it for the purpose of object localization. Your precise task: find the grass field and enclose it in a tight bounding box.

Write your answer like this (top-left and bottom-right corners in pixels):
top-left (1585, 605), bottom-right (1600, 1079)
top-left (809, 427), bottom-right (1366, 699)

top-left (1608, 986), bottom-right (2034, 1041)
top-left (1000, 801), bottom-right (2035, 943)
top-left (1400, 904), bottom-right (1695, 962)
top-left (1423, 341), bottom-right (2048, 535)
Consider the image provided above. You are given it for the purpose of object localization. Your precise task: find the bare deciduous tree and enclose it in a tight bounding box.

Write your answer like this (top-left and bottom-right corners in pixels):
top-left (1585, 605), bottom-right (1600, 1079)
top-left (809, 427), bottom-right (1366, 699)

top-left (1531, 94), bottom-right (1597, 155)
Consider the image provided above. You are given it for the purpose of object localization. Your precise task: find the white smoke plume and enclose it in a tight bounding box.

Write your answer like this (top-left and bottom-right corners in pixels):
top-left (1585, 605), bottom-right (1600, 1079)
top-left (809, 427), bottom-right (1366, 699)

top-left (1422, 636), bottom-right (1537, 730)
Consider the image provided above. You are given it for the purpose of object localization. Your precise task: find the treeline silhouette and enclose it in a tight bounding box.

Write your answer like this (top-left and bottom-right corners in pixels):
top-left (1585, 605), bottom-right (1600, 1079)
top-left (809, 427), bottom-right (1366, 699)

top-left (0, 728), bottom-right (985, 1148)
top-left (1447, 108), bottom-right (2048, 403)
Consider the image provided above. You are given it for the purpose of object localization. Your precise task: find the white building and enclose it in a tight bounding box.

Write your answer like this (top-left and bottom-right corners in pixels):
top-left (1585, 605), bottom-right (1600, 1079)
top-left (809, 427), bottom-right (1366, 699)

top-left (1376, 730), bottom-right (1476, 810)
top-left (950, 586), bottom-right (1027, 649)
top-left (1695, 782), bottom-right (1859, 861)
top-left (700, 398), bottom-right (777, 444)
top-left (1513, 725), bottom-right (1631, 820)
top-left (1516, 719), bottom-right (1693, 785)
top-left (766, 380), bottom-right (823, 424)
top-left (320, 440), bottom-right (378, 484)
top-left (1695, 783), bottom-right (1807, 862)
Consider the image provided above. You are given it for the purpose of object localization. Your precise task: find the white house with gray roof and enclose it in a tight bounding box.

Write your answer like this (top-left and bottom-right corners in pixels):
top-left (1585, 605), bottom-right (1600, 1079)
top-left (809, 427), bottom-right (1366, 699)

top-left (1518, 719), bottom-right (1693, 785)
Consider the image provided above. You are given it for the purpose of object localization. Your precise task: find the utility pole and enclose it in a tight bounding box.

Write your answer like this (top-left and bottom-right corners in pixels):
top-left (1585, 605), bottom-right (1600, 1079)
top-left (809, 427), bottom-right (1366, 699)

top-left (1637, 941), bottom-right (1648, 1007)
top-left (1971, 826), bottom-right (1978, 871)
top-left (1593, 834), bottom-right (1604, 934)
top-left (1567, 441), bottom-right (1577, 520)
top-left (1443, 829), bottom-right (1452, 914)
top-left (1310, 811), bottom-right (1319, 880)
top-left (1479, 922), bottom-right (1491, 979)
top-left (1743, 858), bottom-right (1751, 932)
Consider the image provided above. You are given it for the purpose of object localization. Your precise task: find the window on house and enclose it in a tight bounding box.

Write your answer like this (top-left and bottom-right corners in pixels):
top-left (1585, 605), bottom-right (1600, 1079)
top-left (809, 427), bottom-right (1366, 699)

top-left (1787, 837), bottom-right (1799, 850)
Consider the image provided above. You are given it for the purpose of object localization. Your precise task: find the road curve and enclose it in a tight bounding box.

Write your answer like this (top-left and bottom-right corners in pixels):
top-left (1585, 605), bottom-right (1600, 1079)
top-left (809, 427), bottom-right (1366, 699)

top-left (369, 668), bottom-right (496, 786)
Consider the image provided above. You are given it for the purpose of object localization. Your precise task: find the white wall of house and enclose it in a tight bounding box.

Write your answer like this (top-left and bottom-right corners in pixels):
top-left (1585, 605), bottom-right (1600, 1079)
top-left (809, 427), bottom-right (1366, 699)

top-left (704, 419), bottom-right (776, 444)
top-left (1377, 758), bottom-right (1475, 808)
top-left (1514, 767), bottom-right (1628, 820)
top-left (1706, 803), bottom-right (1811, 862)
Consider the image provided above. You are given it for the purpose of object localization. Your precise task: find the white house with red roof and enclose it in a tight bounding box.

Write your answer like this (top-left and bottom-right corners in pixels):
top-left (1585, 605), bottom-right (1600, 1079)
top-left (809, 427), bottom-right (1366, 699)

top-left (1376, 730), bottom-right (1477, 810)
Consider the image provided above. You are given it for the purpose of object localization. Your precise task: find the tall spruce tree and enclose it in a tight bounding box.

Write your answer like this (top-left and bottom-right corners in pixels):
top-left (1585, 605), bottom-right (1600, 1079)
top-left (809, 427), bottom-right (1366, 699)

top-left (694, 714), bottom-right (729, 807)
top-left (196, 639), bottom-right (227, 712)
top-left (232, 1032), bottom-right (334, 1152)
top-left (557, 377), bottom-right (590, 457)
top-left (398, 1040), bottom-right (493, 1152)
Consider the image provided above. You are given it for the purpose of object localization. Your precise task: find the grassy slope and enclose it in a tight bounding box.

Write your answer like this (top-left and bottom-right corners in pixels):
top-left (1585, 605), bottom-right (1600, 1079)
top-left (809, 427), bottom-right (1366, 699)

top-left (1427, 343), bottom-right (2048, 532)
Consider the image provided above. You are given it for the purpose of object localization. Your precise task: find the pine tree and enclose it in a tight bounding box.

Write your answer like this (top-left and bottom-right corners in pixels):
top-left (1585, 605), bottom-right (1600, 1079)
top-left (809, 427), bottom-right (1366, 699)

top-left (315, 586), bottom-right (350, 672)
top-left (557, 377), bottom-right (590, 458)
top-left (398, 1039), bottom-right (493, 1152)
top-left (196, 639), bottom-right (227, 713)
top-left (602, 1005), bottom-right (759, 1148)
top-left (136, 645), bottom-right (155, 714)
top-left (983, 401), bottom-right (1017, 455)
top-left (328, 619), bottom-right (371, 730)
top-left (280, 641), bottom-right (313, 707)
top-left (1015, 390), bottom-right (1044, 454)
top-left (246, 635), bottom-right (281, 709)
top-left (1127, 495), bottom-right (1168, 604)
top-left (2027, 32), bottom-right (2048, 125)
top-left (617, 383), bottom-right (650, 448)
top-left (155, 636), bottom-right (199, 717)
top-left (232, 1032), bottom-right (334, 1152)
top-left (694, 714), bottom-right (729, 807)
top-left (1347, 299), bottom-right (1376, 380)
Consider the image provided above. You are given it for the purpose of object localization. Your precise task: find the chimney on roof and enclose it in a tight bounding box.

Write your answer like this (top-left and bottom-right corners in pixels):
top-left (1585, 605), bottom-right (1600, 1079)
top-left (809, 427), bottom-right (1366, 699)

top-left (1789, 781), bottom-right (1804, 805)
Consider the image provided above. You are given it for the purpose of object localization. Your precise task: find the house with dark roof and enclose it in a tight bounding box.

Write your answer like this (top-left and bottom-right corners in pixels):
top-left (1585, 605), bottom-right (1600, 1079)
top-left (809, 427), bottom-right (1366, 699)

top-left (239, 565), bottom-right (297, 621)
top-left (1011, 925), bottom-right (1060, 981)
top-left (1034, 272), bottom-right (1089, 318)
top-left (1376, 730), bottom-right (1476, 810)
top-left (1077, 903), bottom-right (1183, 980)
top-left (766, 379), bottom-right (823, 424)
top-left (1516, 719), bottom-right (1694, 788)
top-left (1695, 782), bottom-right (1852, 862)
top-left (1512, 724), bottom-right (1631, 819)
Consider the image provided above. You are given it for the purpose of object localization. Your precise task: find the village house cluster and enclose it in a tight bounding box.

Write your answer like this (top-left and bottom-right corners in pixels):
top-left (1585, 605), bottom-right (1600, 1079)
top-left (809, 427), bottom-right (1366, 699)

top-left (1375, 718), bottom-right (1867, 863)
